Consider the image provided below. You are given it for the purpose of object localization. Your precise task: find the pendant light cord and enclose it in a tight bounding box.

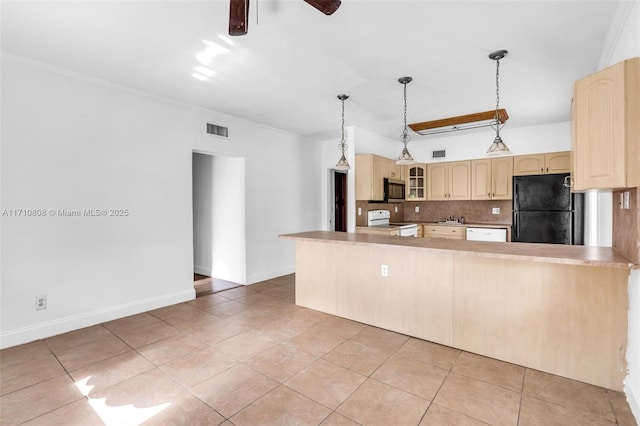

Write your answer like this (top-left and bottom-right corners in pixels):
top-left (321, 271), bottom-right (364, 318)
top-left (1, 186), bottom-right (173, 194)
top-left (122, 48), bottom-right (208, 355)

top-left (402, 82), bottom-right (410, 144)
top-left (494, 56), bottom-right (501, 137)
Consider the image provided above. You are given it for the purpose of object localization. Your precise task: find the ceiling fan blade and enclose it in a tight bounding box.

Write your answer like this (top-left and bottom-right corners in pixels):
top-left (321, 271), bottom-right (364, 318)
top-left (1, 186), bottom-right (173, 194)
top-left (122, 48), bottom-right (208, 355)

top-left (229, 0), bottom-right (249, 36)
top-left (304, 0), bottom-right (341, 15)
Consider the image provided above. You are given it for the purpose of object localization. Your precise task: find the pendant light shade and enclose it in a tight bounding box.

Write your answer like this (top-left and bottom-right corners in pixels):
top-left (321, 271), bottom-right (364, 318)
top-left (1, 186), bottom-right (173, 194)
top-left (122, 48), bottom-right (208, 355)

top-left (335, 94), bottom-right (350, 170)
top-left (487, 50), bottom-right (510, 155)
top-left (396, 76), bottom-right (416, 165)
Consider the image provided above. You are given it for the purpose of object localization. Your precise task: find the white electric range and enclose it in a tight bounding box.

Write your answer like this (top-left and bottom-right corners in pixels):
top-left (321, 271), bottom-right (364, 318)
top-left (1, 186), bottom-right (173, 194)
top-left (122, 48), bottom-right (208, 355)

top-left (367, 210), bottom-right (418, 237)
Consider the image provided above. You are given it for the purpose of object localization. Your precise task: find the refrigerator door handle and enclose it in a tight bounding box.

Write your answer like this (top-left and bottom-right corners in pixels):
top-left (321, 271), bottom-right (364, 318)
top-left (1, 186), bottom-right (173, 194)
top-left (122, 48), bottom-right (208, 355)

top-left (514, 212), bottom-right (519, 239)
top-left (514, 183), bottom-right (519, 211)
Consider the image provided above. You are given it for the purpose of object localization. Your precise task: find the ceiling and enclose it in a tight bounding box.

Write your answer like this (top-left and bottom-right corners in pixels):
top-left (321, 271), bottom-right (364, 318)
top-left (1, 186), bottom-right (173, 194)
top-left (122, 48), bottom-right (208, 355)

top-left (0, 1), bottom-right (627, 142)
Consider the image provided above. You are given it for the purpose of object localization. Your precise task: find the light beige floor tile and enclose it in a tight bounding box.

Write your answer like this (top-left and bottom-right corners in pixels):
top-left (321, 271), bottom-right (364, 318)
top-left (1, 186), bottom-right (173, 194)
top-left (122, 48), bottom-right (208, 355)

top-left (217, 286), bottom-right (260, 300)
top-left (138, 392), bottom-right (225, 426)
top-left (55, 334), bottom-right (130, 371)
top-left (258, 286), bottom-right (294, 299)
top-left (235, 293), bottom-right (281, 306)
top-left (452, 351), bottom-right (525, 392)
top-left (103, 312), bottom-right (162, 334)
top-left (69, 350), bottom-right (154, 396)
top-left (149, 302), bottom-right (201, 321)
top-left (166, 311), bottom-right (222, 331)
top-left (111, 321), bottom-right (180, 349)
top-left (395, 338), bottom-right (461, 371)
top-left (204, 300), bottom-right (251, 318)
top-left (519, 395), bottom-right (615, 426)
top-left (214, 330), bottom-right (277, 361)
top-left (608, 390), bottom-right (638, 426)
top-left (22, 399), bottom-right (103, 425)
top-left (288, 307), bottom-right (332, 326)
top-left (523, 369), bottom-right (615, 422)
top-left (137, 333), bottom-right (206, 365)
top-left (313, 317), bottom-right (367, 340)
top-left (323, 339), bottom-right (390, 376)
top-left (419, 403), bottom-right (487, 425)
top-left (250, 316), bottom-right (316, 341)
top-left (0, 375), bottom-right (84, 425)
top-left (191, 364), bottom-right (278, 418)
top-left (186, 293), bottom-right (232, 309)
top-left (87, 368), bottom-right (214, 425)
top-left (372, 353), bottom-right (448, 400)
top-left (1, 353), bottom-right (65, 396)
top-left (320, 411), bottom-right (361, 425)
top-left (44, 325), bottom-right (114, 353)
top-left (0, 341), bottom-right (53, 370)
top-left (337, 378), bottom-right (429, 425)
top-left (184, 319), bottom-right (249, 346)
top-left (288, 327), bottom-right (348, 357)
top-left (433, 373), bottom-right (520, 426)
top-left (231, 385), bottom-right (331, 425)
top-left (285, 359), bottom-right (366, 409)
top-left (224, 308), bottom-right (281, 330)
top-left (161, 346), bottom-right (237, 388)
top-left (246, 343), bottom-right (316, 382)
top-left (350, 325), bottom-right (409, 354)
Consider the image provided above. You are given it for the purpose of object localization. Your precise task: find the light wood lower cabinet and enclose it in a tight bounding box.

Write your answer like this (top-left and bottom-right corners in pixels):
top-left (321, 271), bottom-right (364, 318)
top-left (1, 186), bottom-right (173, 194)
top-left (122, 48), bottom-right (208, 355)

top-left (424, 225), bottom-right (465, 240)
top-left (293, 240), bottom-right (629, 391)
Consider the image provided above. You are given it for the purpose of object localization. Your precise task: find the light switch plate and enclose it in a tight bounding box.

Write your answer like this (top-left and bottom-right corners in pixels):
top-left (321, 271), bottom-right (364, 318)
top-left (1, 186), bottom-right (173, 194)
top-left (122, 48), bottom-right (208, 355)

top-left (623, 191), bottom-right (630, 209)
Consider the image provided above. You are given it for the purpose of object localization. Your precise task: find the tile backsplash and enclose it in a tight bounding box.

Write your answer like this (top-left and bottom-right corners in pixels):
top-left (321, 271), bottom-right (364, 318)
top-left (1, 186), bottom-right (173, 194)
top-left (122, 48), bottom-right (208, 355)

top-left (356, 200), bottom-right (512, 226)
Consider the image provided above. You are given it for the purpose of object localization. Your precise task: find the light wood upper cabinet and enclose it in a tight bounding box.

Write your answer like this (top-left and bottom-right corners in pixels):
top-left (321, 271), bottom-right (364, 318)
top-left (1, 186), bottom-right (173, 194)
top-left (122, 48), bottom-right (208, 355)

top-left (356, 154), bottom-right (404, 200)
top-left (572, 57), bottom-right (639, 190)
top-left (513, 152), bottom-right (570, 176)
top-left (405, 164), bottom-right (427, 200)
top-left (427, 161), bottom-right (470, 201)
top-left (471, 157), bottom-right (513, 200)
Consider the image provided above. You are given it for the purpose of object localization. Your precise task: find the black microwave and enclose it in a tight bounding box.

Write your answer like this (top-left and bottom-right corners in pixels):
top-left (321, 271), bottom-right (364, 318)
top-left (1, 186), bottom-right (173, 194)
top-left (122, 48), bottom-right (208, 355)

top-left (383, 178), bottom-right (405, 202)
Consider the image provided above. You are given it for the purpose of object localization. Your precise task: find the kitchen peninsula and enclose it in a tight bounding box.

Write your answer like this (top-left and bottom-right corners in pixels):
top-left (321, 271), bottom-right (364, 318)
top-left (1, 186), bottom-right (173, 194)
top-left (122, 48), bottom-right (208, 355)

top-left (280, 231), bottom-right (635, 391)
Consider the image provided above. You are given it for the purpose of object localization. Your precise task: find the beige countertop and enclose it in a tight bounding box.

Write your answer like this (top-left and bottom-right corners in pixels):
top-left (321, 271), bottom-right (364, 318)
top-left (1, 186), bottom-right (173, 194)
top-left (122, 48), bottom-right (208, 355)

top-left (280, 231), bottom-right (636, 269)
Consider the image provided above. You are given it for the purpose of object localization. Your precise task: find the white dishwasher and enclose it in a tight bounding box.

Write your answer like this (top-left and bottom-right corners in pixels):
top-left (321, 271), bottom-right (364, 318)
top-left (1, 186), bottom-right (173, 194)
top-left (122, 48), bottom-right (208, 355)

top-left (465, 227), bottom-right (507, 242)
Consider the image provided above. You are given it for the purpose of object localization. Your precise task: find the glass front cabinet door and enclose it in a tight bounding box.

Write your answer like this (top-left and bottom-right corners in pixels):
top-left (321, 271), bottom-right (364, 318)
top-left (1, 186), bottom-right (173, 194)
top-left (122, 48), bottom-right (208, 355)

top-left (405, 165), bottom-right (427, 200)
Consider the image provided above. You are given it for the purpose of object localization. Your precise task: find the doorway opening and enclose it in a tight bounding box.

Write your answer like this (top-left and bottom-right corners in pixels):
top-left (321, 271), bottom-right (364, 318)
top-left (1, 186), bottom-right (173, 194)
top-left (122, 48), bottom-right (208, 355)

top-left (334, 170), bottom-right (347, 232)
top-left (192, 152), bottom-right (247, 296)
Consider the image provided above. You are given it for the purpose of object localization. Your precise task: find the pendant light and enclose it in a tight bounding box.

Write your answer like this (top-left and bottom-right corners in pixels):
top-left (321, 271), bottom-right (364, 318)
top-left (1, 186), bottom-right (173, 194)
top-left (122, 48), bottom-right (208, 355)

top-left (396, 76), bottom-right (416, 165)
top-left (335, 94), bottom-right (350, 170)
top-left (487, 50), bottom-right (510, 155)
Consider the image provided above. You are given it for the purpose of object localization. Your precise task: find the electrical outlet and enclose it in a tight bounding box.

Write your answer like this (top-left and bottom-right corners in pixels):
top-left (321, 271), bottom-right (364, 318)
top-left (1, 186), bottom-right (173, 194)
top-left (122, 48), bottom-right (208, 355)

top-left (394, 206), bottom-right (398, 213)
top-left (381, 264), bottom-right (388, 277)
top-left (35, 295), bottom-right (46, 310)
top-left (492, 207), bottom-right (500, 215)
top-left (357, 207), bottom-right (362, 216)
top-left (415, 206), bottom-right (420, 213)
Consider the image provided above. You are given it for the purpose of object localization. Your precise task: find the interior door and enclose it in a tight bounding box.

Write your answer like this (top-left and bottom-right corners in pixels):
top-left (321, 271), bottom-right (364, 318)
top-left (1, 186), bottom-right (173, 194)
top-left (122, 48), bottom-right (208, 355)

top-left (334, 171), bottom-right (347, 232)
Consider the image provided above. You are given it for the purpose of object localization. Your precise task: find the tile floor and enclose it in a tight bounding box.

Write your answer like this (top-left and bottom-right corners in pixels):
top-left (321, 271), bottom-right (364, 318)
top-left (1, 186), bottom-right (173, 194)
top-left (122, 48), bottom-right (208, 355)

top-left (0, 274), bottom-right (637, 425)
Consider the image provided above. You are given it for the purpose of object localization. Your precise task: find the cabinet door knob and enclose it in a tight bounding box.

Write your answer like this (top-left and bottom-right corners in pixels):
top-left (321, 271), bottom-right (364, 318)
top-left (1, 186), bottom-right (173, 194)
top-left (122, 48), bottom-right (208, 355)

top-left (541, 168), bottom-right (544, 173)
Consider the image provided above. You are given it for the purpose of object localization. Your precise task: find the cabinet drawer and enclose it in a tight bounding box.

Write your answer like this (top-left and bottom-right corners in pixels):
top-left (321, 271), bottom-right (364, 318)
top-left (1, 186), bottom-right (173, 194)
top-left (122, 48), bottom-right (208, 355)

top-left (424, 225), bottom-right (465, 239)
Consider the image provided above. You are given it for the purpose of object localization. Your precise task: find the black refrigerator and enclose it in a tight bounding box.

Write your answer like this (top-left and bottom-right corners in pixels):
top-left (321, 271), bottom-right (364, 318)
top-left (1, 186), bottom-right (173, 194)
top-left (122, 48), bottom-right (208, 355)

top-left (512, 173), bottom-right (584, 245)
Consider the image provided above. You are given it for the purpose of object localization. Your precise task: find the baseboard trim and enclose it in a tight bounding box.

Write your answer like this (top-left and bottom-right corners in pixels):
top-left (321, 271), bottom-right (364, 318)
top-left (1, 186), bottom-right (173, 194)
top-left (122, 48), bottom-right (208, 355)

top-left (625, 380), bottom-right (640, 424)
top-left (246, 266), bottom-right (295, 285)
top-left (0, 289), bottom-right (195, 349)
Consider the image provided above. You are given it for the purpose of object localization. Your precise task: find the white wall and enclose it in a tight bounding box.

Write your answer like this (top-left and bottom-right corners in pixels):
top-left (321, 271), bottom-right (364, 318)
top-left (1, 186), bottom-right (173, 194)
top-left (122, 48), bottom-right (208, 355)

top-left (0, 54), bottom-right (312, 348)
top-left (192, 153), bottom-right (246, 283)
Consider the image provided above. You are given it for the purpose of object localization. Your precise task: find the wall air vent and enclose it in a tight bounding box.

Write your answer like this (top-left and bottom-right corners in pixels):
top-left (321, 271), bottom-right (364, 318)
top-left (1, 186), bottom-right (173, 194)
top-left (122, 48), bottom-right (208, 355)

top-left (432, 149), bottom-right (446, 159)
top-left (206, 123), bottom-right (229, 138)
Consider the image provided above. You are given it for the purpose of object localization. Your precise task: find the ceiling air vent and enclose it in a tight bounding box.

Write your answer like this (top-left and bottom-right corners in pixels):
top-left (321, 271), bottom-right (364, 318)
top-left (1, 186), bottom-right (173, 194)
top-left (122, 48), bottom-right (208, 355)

top-left (206, 123), bottom-right (229, 138)
top-left (432, 149), bottom-right (446, 159)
